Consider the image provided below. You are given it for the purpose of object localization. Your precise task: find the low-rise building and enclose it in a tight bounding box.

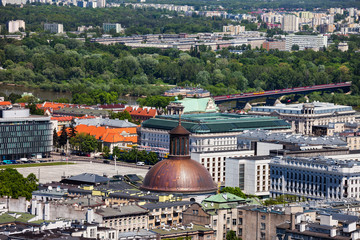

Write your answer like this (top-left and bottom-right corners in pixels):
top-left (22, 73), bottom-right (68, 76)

top-left (167, 97), bottom-right (218, 115)
top-left (151, 224), bottom-right (214, 240)
top-left (142, 201), bottom-right (192, 229)
top-left (103, 23), bottom-right (124, 33)
top-left (91, 205), bottom-right (148, 233)
top-left (239, 205), bottom-right (302, 240)
top-left (277, 211), bottom-right (360, 240)
top-left (124, 106), bottom-right (157, 122)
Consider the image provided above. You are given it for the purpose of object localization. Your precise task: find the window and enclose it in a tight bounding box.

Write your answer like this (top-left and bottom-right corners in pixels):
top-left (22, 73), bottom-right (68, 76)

top-left (232, 219), bottom-right (236, 225)
top-left (193, 210), bottom-right (199, 215)
top-left (238, 218), bottom-right (243, 225)
top-left (227, 217), bottom-right (230, 224)
top-left (213, 220), bottom-right (217, 226)
top-left (238, 228), bottom-right (243, 236)
top-left (261, 223), bottom-right (266, 230)
top-left (261, 215), bottom-right (266, 220)
top-left (261, 232), bottom-right (265, 239)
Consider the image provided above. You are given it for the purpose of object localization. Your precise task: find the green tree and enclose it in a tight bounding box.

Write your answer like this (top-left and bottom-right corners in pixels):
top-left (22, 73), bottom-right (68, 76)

top-left (26, 103), bottom-right (44, 115)
top-left (53, 128), bottom-right (59, 148)
top-left (102, 146), bottom-right (110, 158)
top-left (0, 168), bottom-right (38, 200)
top-left (69, 133), bottom-right (98, 153)
top-left (58, 125), bottom-right (68, 149)
top-left (220, 187), bottom-right (247, 199)
top-left (226, 230), bottom-right (242, 240)
top-left (291, 44), bottom-right (300, 51)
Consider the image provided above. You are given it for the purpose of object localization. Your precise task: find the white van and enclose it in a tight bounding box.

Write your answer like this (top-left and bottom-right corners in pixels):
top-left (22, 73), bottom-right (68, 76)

top-left (136, 162), bottom-right (145, 166)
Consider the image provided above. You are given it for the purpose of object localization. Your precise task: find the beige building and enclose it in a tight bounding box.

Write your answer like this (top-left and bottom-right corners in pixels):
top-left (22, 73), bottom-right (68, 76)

top-left (92, 205), bottom-right (148, 233)
top-left (222, 25), bottom-right (245, 35)
top-left (142, 201), bottom-right (192, 229)
top-left (238, 205), bottom-right (302, 240)
top-left (250, 102), bottom-right (356, 135)
top-left (281, 14), bottom-right (299, 32)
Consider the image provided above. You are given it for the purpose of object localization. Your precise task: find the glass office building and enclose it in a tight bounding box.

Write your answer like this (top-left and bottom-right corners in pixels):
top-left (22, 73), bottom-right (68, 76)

top-left (0, 109), bottom-right (52, 160)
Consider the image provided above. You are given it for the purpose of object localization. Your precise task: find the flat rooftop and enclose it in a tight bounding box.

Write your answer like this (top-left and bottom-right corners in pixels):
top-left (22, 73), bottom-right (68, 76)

top-left (251, 102), bottom-right (354, 115)
top-left (142, 113), bottom-right (291, 133)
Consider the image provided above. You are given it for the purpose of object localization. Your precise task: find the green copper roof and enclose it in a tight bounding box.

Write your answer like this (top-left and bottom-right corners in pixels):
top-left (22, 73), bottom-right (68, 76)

top-left (172, 97), bottom-right (218, 114)
top-left (141, 113), bottom-right (291, 133)
top-left (203, 193), bottom-right (245, 203)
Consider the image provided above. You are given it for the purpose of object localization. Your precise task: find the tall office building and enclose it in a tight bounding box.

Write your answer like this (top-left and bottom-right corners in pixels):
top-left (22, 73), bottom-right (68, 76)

top-left (7, 20), bottom-right (25, 33)
top-left (0, 108), bottom-right (52, 160)
top-left (281, 14), bottom-right (299, 32)
top-left (44, 23), bottom-right (64, 34)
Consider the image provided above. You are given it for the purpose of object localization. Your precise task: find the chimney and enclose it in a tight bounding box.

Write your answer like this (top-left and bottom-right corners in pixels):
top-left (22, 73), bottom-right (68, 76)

top-left (290, 213), bottom-right (296, 230)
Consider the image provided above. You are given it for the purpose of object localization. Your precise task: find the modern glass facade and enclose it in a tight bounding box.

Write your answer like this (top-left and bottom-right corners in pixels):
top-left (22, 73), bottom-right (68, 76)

top-left (0, 118), bottom-right (52, 160)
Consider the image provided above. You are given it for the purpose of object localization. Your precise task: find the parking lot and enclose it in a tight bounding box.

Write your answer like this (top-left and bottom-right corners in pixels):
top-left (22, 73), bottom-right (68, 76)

top-left (17, 161), bottom-right (149, 183)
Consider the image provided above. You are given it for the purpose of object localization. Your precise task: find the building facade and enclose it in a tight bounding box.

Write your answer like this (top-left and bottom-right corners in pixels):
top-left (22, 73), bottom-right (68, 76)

top-left (7, 20), bottom-right (25, 33)
top-left (250, 102), bottom-right (356, 135)
top-left (270, 156), bottom-right (360, 200)
top-left (281, 14), bottom-right (299, 32)
top-left (140, 113), bottom-right (291, 152)
top-left (191, 150), bottom-right (254, 184)
top-left (225, 156), bottom-right (272, 197)
top-left (44, 23), bottom-right (64, 33)
top-left (103, 23), bottom-right (123, 33)
top-left (0, 109), bottom-right (52, 160)
top-left (284, 34), bottom-right (328, 51)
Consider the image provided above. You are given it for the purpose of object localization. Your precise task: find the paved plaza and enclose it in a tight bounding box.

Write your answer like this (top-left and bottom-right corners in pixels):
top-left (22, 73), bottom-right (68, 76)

top-left (17, 161), bottom-right (149, 183)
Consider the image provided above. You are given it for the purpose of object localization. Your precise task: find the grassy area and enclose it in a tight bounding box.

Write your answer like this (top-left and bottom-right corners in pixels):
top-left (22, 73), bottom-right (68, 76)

top-left (0, 162), bottom-right (75, 169)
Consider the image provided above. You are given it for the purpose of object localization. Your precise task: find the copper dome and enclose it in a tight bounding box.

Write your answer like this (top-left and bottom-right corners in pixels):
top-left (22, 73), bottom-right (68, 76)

top-left (141, 116), bottom-right (216, 194)
top-left (141, 157), bottom-right (217, 193)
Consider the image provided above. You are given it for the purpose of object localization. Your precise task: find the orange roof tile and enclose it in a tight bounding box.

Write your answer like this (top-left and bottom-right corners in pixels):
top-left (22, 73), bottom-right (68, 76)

top-left (0, 101), bottom-right (12, 106)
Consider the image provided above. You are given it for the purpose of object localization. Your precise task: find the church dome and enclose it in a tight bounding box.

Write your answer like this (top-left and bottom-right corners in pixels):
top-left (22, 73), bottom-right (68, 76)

top-left (140, 119), bottom-right (216, 194)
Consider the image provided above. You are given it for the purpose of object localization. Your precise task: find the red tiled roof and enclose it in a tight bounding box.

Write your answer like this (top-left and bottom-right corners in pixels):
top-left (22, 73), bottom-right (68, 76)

top-left (0, 101), bottom-right (12, 106)
top-left (71, 124), bottom-right (138, 143)
top-left (124, 107), bottom-right (157, 117)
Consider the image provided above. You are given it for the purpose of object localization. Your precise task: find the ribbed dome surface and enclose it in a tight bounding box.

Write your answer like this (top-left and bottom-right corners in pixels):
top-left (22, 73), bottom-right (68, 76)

top-left (141, 157), bottom-right (217, 193)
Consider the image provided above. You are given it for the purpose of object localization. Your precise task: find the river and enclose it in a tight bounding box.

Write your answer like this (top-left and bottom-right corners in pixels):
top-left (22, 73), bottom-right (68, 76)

top-left (0, 84), bottom-right (139, 105)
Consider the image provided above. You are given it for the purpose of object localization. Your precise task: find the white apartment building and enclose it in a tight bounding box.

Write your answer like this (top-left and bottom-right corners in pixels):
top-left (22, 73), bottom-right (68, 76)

top-left (281, 14), bottom-right (299, 32)
top-left (250, 102), bottom-right (355, 135)
top-left (225, 156), bottom-right (271, 197)
top-left (7, 20), bottom-right (25, 33)
top-left (284, 34), bottom-right (328, 51)
top-left (44, 23), bottom-right (64, 34)
top-left (191, 150), bottom-right (254, 184)
top-left (270, 156), bottom-right (360, 200)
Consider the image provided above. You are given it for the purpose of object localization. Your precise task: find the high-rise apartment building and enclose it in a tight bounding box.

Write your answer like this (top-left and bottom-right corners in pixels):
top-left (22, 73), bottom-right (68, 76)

top-left (281, 14), bottom-right (299, 32)
top-left (7, 20), bottom-right (25, 33)
top-left (44, 23), bottom-right (64, 34)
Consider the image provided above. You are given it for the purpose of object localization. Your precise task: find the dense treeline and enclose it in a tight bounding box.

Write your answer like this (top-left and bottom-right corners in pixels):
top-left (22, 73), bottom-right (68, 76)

top-left (142, 0), bottom-right (360, 12)
top-left (0, 5), bottom-right (230, 34)
top-left (1, 33), bottom-right (360, 105)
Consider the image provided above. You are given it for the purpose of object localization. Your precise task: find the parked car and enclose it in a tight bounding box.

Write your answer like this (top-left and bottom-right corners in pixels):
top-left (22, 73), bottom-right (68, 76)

top-left (103, 160), bottom-right (110, 164)
top-left (136, 162), bottom-right (145, 166)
